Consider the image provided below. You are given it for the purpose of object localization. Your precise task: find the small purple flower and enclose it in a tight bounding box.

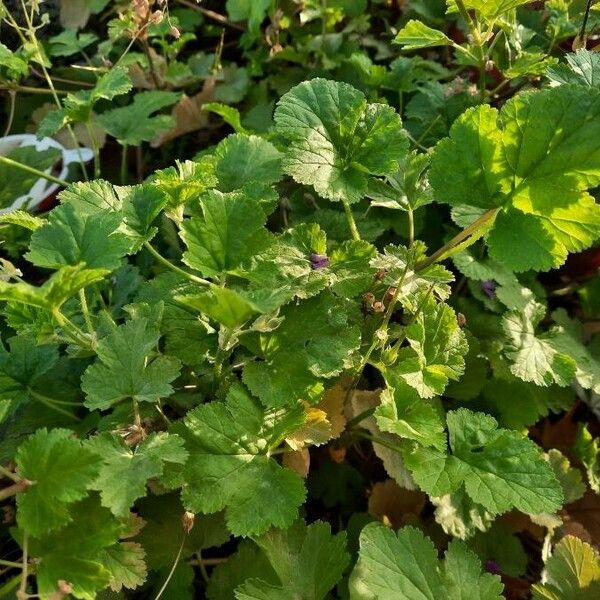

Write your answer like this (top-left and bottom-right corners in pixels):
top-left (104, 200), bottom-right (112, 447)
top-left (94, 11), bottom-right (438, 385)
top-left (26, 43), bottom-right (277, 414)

top-left (310, 253), bottom-right (330, 270)
top-left (485, 560), bottom-right (501, 575)
top-left (481, 280), bottom-right (497, 299)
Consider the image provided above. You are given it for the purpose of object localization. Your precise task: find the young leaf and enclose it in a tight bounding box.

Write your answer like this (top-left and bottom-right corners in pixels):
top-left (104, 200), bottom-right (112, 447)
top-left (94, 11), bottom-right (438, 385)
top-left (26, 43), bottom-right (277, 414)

top-left (236, 521), bottom-right (349, 600)
top-left (87, 432), bottom-right (188, 516)
top-left (446, 0), bottom-right (530, 20)
top-left (394, 20), bottom-right (453, 50)
top-left (391, 299), bottom-right (468, 399)
top-left (532, 536), bottom-right (600, 599)
top-left (349, 522), bottom-right (503, 599)
top-left (96, 91), bottom-right (180, 146)
top-left (242, 292), bottom-right (361, 407)
top-left (402, 408), bottom-right (563, 515)
top-left (15, 428), bottom-right (102, 536)
top-left (429, 87), bottom-right (600, 272)
top-left (176, 383), bottom-right (306, 536)
top-left (375, 376), bottom-right (446, 450)
top-left (38, 66), bottom-right (132, 136)
top-left (81, 318), bottom-right (181, 410)
top-left (370, 242), bottom-right (453, 311)
top-left (274, 78), bottom-right (408, 203)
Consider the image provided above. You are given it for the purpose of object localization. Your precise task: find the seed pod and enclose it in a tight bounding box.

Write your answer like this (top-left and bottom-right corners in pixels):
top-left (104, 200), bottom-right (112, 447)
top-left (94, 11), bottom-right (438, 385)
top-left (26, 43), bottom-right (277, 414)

top-left (384, 287), bottom-right (397, 305)
top-left (457, 312), bottom-right (467, 328)
top-left (182, 511), bottom-right (195, 533)
top-left (372, 301), bottom-right (385, 313)
top-left (363, 292), bottom-right (375, 312)
top-left (375, 268), bottom-right (387, 281)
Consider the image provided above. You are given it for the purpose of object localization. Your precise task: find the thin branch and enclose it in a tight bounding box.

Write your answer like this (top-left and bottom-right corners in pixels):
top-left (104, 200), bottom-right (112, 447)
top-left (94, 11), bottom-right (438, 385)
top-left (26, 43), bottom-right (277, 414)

top-left (174, 0), bottom-right (246, 31)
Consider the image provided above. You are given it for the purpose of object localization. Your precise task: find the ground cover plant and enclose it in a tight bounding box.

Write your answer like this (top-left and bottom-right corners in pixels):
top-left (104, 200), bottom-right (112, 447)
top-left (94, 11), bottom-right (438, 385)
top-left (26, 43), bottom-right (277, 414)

top-left (1, 1), bottom-right (600, 599)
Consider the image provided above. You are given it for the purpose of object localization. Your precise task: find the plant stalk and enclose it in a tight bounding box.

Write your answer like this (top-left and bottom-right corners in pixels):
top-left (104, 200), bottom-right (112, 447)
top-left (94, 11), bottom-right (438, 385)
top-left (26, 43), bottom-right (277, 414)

top-left (0, 156), bottom-right (69, 188)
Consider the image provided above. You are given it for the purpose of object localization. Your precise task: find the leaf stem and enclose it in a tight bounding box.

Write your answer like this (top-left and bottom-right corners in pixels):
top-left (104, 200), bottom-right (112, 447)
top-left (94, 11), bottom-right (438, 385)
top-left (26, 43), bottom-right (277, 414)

top-left (353, 430), bottom-right (404, 454)
top-left (79, 289), bottom-right (95, 337)
top-left (18, 534), bottom-right (28, 599)
top-left (342, 199), bottom-right (361, 241)
top-left (0, 156), bottom-right (69, 188)
top-left (416, 208), bottom-right (499, 272)
top-left (0, 574), bottom-right (22, 598)
top-left (0, 465), bottom-right (21, 483)
top-left (0, 480), bottom-right (30, 501)
top-left (143, 242), bottom-right (211, 286)
top-left (0, 560), bottom-right (22, 570)
top-left (52, 308), bottom-right (94, 350)
top-left (120, 144), bottom-right (129, 184)
top-left (28, 389), bottom-right (81, 421)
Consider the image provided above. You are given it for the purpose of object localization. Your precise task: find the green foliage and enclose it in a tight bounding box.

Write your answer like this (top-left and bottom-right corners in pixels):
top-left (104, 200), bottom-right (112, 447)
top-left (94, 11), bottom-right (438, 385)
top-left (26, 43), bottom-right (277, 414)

top-left (2, 3), bottom-right (600, 597)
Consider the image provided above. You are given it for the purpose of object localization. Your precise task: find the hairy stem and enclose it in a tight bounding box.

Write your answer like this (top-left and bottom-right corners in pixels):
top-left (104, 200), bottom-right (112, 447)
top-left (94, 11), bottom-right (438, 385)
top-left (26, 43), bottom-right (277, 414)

top-left (143, 242), bottom-right (211, 286)
top-left (342, 199), bottom-right (361, 241)
top-left (416, 208), bottom-right (500, 272)
top-left (0, 156), bottom-right (68, 188)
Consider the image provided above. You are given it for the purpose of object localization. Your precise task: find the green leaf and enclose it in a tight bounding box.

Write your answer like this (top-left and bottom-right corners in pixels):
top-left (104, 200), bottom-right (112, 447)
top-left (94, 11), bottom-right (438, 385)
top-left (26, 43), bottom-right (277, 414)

top-left (150, 158), bottom-right (218, 208)
top-left (573, 425), bottom-right (600, 494)
top-left (370, 242), bottom-right (454, 311)
top-left (375, 377), bottom-right (446, 450)
top-left (49, 29), bottom-right (98, 57)
top-left (81, 318), bottom-right (181, 411)
top-left (176, 285), bottom-right (260, 328)
top-left (137, 493), bottom-right (228, 577)
top-left (181, 187), bottom-right (271, 277)
top-left (429, 87), bottom-right (600, 272)
top-left (207, 541), bottom-right (278, 600)
top-left (15, 428), bottom-right (102, 536)
top-left (275, 78), bottom-right (408, 203)
top-left (468, 522), bottom-right (527, 578)
top-left (0, 336), bottom-right (58, 410)
top-left (391, 299), bottom-right (468, 399)
top-left (432, 489), bottom-right (494, 540)
top-left (0, 210), bottom-right (45, 230)
top-left (99, 541), bottom-right (147, 592)
top-left (394, 20), bottom-right (453, 50)
top-left (26, 496), bottom-right (124, 600)
top-left (242, 292), bottom-right (361, 407)
top-left (203, 102), bottom-right (250, 134)
top-left (226, 0), bottom-right (270, 33)
top-left (96, 91), bottom-right (180, 146)
top-left (26, 203), bottom-right (131, 270)
top-left (121, 184), bottom-right (167, 248)
top-left (447, 0), bottom-right (530, 20)
top-left (214, 134), bottom-right (282, 192)
top-left (0, 265), bottom-right (108, 310)
top-left (38, 67), bottom-right (132, 136)
top-left (532, 536), bottom-right (600, 600)
top-left (239, 223), bottom-right (331, 310)
top-left (547, 50), bottom-right (600, 87)
top-left (546, 449), bottom-right (586, 504)
top-left (0, 43), bottom-right (28, 80)
top-left (503, 301), bottom-right (578, 387)
top-left (349, 522), bottom-right (503, 600)
top-left (87, 432), bottom-right (188, 516)
top-left (402, 408), bottom-right (563, 515)
top-left (235, 521), bottom-right (349, 600)
top-left (177, 383), bottom-right (306, 536)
